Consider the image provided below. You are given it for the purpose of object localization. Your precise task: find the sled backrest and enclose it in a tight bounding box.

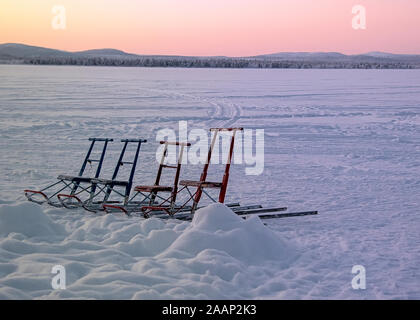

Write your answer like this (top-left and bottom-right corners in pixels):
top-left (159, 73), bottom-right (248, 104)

top-left (113, 139), bottom-right (147, 182)
top-left (155, 140), bottom-right (191, 202)
top-left (101, 138), bottom-right (147, 203)
top-left (80, 138), bottom-right (114, 179)
top-left (197, 128), bottom-right (243, 203)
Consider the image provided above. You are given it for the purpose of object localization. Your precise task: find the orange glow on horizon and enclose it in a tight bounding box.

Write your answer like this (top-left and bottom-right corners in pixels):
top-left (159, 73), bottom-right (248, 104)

top-left (1, 0), bottom-right (420, 56)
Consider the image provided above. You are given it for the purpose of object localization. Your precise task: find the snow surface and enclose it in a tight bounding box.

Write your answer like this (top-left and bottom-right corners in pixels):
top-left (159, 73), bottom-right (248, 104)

top-left (0, 65), bottom-right (419, 299)
top-left (0, 202), bottom-right (298, 299)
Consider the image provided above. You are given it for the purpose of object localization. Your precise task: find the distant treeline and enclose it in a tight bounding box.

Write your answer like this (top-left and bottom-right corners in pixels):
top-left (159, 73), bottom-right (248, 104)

top-left (6, 57), bottom-right (419, 69)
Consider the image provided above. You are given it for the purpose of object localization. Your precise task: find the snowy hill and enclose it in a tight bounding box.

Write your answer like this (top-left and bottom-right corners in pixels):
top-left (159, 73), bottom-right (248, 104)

top-left (253, 52), bottom-right (347, 60)
top-left (364, 51), bottom-right (420, 58)
top-left (0, 43), bottom-right (71, 59)
top-left (364, 51), bottom-right (399, 58)
top-left (0, 44), bottom-right (137, 59)
top-left (75, 49), bottom-right (139, 58)
top-left (253, 51), bottom-right (420, 63)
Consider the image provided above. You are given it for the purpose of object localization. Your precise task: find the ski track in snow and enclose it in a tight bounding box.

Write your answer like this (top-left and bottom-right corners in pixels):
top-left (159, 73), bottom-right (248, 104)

top-left (138, 86), bottom-right (243, 128)
top-left (0, 66), bottom-right (419, 299)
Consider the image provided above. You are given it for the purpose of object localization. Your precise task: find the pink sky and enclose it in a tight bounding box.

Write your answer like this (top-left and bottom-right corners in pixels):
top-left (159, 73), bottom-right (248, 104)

top-left (1, 0), bottom-right (419, 56)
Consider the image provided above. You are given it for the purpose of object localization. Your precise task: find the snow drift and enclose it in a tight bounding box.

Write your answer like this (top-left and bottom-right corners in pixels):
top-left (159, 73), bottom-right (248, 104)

top-left (0, 202), bottom-right (297, 299)
top-left (0, 202), bottom-right (65, 238)
top-left (160, 203), bottom-right (297, 264)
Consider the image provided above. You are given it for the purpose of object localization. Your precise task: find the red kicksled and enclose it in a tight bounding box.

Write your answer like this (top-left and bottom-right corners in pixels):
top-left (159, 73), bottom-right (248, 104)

top-left (136, 128), bottom-right (317, 221)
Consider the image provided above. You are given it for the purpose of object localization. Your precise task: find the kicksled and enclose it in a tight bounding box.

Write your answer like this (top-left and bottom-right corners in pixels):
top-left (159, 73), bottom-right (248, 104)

top-left (25, 128), bottom-right (318, 221)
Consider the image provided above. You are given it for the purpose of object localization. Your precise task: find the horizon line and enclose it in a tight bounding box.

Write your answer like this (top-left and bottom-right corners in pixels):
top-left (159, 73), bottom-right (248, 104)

top-left (3, 42), bottom-right (420, 58)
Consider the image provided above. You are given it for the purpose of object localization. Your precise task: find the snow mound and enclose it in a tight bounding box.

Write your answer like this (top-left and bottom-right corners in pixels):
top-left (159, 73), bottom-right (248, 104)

top-left (160, 203), bottom-right (297, 265)
top-left (0, 202), bottom-right (66, 238)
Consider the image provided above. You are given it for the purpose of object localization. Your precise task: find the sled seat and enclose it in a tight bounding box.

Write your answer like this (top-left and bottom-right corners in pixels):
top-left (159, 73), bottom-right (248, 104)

top-left (179, 180), bottom-right (222, 188)
top-left (57, 175), bottom-right (95, 183)
top-left (134, 185), bottom-right (173, 192)
top-left (91, 178), bottom-right (130, 186)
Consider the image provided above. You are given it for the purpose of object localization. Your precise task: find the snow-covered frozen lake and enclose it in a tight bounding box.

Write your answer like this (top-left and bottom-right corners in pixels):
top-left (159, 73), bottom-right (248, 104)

top-left (0, 65), bottom-right (419, 299)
